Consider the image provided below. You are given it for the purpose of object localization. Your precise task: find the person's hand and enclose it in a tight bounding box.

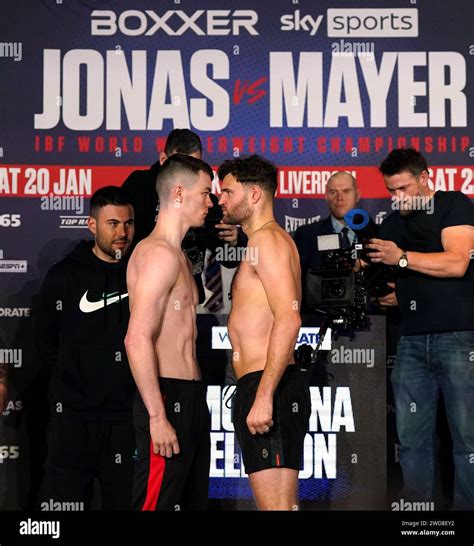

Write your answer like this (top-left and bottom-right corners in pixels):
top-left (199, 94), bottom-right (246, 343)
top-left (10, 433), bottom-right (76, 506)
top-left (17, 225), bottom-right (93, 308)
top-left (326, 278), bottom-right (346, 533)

top-left (366, 238), bottom-right (403, 266)
top-left (246, 395), bottom-right (274, 436)
top-left (0, 383), bottom-right (7, 414)
top-left (216, 223), bottom-right (238, 246)
top-left (354, 258), bottom-right (369, 272)
top-left (149, 416), bottom-right (180, 458)
top-left (377, 283), bottom-right (398, 307)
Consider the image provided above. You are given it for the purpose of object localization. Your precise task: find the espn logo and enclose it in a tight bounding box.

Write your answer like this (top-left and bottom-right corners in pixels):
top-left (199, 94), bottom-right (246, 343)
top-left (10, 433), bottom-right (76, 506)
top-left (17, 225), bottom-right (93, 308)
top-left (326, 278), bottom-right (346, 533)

top-left (327, 9), bottom-right (418, 38)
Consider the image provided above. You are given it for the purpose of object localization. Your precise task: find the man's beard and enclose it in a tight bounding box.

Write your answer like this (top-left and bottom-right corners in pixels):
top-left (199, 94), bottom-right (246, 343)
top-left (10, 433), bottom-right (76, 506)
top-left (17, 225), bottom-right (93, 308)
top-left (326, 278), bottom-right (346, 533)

top-left (223, 200), bottom-right (252, 225)
top-left (399, 208), bottom-right (417, 218)
top-left (97, 235), bottom-right (130, 259)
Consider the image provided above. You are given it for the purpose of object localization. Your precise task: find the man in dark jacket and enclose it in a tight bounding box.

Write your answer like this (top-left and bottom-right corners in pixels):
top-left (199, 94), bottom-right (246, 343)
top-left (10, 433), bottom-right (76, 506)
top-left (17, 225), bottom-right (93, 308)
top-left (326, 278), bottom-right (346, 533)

top-left (122, 129), bottom-right (246, 305)
top-left (37, 186), bottom-right (136, 510)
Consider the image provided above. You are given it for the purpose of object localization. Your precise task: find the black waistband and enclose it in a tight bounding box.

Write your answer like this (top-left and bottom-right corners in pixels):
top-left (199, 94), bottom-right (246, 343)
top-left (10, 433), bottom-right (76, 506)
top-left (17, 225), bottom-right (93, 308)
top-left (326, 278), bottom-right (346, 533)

top-left (158, 377), bottom-right (206, 396)
top-left (237, 365), bottom-right (297, 387)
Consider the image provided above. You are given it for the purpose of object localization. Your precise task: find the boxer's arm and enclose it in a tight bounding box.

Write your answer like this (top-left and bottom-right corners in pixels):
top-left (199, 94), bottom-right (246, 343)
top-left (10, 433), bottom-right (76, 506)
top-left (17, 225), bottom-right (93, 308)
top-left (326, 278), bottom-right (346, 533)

top-left (247, 231), bottom-right (302, 435)
top-left (125, 246), bottom-right (180, 456)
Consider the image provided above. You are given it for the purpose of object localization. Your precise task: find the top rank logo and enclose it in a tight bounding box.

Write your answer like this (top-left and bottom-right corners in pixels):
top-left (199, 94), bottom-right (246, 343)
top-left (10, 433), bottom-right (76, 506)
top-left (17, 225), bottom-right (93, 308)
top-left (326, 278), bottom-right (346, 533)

top-left (91, 9), bottom-right (259, 37)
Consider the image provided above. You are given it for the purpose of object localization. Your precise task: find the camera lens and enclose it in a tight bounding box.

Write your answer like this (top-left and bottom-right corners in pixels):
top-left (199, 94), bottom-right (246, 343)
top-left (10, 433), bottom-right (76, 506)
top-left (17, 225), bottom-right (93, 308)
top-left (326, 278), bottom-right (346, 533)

top-left (323, 280), bottom-right (346, 299)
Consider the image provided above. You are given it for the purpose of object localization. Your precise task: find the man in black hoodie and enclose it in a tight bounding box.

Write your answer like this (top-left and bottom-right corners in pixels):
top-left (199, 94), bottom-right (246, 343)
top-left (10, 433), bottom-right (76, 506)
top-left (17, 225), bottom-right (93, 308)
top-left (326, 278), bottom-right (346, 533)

top-left (37, 186), bottom-right (136, 510)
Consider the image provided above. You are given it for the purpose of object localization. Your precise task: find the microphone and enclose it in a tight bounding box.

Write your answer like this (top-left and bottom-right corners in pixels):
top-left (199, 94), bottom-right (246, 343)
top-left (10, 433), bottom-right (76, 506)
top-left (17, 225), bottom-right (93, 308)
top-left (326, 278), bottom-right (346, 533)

top-left (343, 208), bottom-right (378, 262)
top-left (344, 208), bottom-right (378, 240)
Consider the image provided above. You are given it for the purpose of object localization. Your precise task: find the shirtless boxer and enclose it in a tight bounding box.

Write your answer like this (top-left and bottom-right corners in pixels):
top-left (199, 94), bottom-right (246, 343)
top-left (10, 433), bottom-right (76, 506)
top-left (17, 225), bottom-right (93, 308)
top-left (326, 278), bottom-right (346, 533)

top-left (218, 155), bottom-right (311, 510)
top-left (125, 154), bottom-right (213, 510)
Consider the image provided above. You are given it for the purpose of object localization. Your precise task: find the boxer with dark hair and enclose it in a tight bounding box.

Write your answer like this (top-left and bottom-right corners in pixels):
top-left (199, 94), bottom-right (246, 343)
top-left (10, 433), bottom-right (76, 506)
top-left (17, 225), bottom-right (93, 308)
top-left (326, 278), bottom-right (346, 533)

top-left (218, 155), bottom-right (310, 510)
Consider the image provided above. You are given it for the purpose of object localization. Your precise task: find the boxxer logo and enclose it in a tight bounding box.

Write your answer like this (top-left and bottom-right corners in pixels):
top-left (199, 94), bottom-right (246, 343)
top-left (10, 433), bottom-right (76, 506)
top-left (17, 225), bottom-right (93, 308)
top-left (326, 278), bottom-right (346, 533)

top-left (91, 10), bottom-right (259, 36)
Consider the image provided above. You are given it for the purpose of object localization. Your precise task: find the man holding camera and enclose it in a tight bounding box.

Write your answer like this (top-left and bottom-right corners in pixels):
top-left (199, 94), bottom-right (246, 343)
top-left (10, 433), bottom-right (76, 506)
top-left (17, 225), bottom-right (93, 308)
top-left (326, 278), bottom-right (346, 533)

top-left (366, 148), bottom-right (474, 510)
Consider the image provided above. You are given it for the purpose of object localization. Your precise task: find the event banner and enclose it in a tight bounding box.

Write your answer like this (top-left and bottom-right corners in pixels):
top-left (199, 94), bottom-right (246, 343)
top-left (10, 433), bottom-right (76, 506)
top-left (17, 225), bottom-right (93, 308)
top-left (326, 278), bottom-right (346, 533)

top-left (0, 0), bottom-right (472, 206)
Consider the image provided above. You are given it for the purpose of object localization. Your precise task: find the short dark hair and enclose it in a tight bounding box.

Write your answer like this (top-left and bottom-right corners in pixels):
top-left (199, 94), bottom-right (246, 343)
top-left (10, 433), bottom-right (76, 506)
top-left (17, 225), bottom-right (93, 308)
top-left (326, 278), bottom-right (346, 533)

top-left (379, 148), bottom-right (428, 177)
top-left (164, 129), bottom-right (202, 157)
top-left (90, 186), bottom-right (131, 218)
top-left (156, 153), bottom-right (213, 202)
top-left (217, 155), bottom-right (278, 196)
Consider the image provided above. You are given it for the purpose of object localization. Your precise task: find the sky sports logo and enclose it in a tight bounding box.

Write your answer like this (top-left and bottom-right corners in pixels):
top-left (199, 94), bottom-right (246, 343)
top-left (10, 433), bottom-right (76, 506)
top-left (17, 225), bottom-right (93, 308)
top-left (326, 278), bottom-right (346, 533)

top-left (327, 8), bottom-right (418, 37)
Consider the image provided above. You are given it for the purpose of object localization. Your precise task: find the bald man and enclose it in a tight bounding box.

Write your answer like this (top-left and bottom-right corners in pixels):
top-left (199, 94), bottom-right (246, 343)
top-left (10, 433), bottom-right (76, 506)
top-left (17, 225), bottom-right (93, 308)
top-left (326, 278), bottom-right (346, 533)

top-left (293, 171), bottom-right (361, 311)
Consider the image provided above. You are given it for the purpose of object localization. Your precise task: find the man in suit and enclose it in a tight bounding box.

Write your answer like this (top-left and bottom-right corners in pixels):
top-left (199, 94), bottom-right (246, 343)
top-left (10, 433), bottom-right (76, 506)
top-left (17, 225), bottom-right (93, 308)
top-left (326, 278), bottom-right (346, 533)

top-left (293, 171), bottom-right (360, 311)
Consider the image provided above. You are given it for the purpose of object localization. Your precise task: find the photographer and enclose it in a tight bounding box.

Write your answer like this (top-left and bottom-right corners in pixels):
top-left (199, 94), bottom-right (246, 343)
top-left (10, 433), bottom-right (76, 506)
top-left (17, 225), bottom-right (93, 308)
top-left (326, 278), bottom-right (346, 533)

top-left (366, 148), bottom-right (474, 510)
top-left (122, 129), bottom-right (246, 305)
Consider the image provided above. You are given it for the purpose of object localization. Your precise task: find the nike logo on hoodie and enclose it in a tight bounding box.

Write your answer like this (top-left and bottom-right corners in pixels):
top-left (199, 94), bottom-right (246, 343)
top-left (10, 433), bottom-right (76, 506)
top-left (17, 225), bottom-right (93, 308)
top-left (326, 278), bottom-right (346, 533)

top-left (79, 291), bottom-right (129, 313)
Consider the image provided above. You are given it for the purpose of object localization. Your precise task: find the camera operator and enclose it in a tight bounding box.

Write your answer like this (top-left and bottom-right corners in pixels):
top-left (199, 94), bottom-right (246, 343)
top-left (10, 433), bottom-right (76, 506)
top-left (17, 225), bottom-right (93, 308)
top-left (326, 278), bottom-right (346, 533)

top-left (122, 129), bottom-right (246, 304)
top-left (366, 148), bottom-right (474, 510)
top-left (293, 171), bottom-right (361, 312)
